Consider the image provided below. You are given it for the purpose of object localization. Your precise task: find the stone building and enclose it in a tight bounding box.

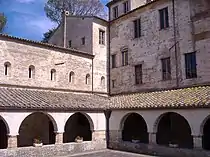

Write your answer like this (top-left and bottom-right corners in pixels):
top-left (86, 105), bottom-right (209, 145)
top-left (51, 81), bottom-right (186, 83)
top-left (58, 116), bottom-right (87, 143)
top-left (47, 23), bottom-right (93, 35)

top-left (0, 0), bottom-right (210, 156)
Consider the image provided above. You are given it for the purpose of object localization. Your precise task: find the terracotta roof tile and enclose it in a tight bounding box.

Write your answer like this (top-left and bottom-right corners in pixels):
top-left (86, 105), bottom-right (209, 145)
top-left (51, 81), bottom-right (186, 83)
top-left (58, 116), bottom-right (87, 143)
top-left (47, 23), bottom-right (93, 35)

top-left (110, 86), bottom-right (210, 109)
top-left (0, 87), bottom-right (108, 110)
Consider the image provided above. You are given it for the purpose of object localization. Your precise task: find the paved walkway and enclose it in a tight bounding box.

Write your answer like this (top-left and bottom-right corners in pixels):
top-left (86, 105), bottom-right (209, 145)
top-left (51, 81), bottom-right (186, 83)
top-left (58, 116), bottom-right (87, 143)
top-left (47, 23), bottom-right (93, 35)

top-left (61, 150), bottom-right (156, 157)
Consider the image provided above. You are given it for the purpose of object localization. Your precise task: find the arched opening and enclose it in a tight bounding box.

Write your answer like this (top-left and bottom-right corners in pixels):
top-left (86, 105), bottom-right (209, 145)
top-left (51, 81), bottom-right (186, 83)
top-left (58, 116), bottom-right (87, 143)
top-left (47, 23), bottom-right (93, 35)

top-left (0, 117), bottom-right (8, 149)
top-left (18, 112), bottom-right (56, 147)
top-left (85, 74), bottom-right (91, 85)
top-left (202, 116), bottom-right (210, 150)
top-left (63, 112), bottom-right (93, 143)
top-left (122, 113), bottom-right (148, 143)
top-left (50, 69), bottom-right (56, 81)
top-left (156, 112), bottom-right (193, 149)
top-left (4, 62), bottom-right (11, 76)
top-left (29, 65), bottom-right (35, 79)
top-left (69, 71), bottom-right (75, 83)
top-left (101, 76), bottom-right (105, 87)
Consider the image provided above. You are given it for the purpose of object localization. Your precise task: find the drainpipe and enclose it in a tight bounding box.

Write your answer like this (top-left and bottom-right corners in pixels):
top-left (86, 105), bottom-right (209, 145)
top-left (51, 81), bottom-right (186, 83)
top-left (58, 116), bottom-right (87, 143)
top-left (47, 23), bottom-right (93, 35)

top-left (108, 6), bottom-right (111, 96)
top-left (62, 10), bottom-right (67, 48)
top-left (92, 58), bottom-right (94, 93)
top-left (172, 0), bottom-right (179, 87)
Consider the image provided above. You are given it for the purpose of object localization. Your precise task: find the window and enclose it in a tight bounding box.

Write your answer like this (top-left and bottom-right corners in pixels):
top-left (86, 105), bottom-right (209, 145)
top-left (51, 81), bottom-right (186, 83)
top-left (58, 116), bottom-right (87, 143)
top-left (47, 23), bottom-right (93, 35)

top-left (86, 74), bottom-right (91, 85)
top-left (123, 1), bottom-right (129, 13)
top-left (185, 52), bottom-right (197, 79)
top-left (4, 62), bottom-right (11, 76)
top-left (69, 71), bottom-right (75, 83)
top-left (68, 40), bottom-right (72, 47)
top-left (111, 54), bottom-right (116, 68)
top-left (81, 37), bottom-right (85, 45)
top-left (99, 30), bottom-right (105, 45)
top-left (29, 65), bottom-right (35, 79)
top-left (135, 64), bottom-right (143, 84)
top-left (134, 18), bottom-right (141, 38)
top-left (159, 7), bottom-right (169, 29)
top-left (112, 80), bottom-right (116, 88)
top-left (161, 58), bottom-right (171, 80)
top-left (122, 50), bottom-right (128, 66)
top-left (50, 69), bottom-right (56, 81)
top-left (101, 76), bottom-right (105, 87)
top-left (113, 6), bottom-right (118, 18)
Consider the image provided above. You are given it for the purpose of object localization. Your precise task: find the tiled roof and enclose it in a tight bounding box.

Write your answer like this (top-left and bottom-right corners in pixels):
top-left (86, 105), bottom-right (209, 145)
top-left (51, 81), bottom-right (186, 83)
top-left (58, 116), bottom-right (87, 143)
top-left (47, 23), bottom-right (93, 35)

top-left (0, 87), bottom-right (108, 110)
top-left (0, 34), bottom-right (94, 58)
top-left (110, 86), bottom-right (210, 109)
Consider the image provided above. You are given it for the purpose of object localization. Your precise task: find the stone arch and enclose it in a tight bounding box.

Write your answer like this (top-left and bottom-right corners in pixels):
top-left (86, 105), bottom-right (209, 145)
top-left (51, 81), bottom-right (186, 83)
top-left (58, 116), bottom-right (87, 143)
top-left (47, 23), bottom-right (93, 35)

top-left (201, 115), bottom-right (210, 150)
top-left (121, 112), bottom-right (149, 143)
top-left (29, 65), bottom-right (35, 79)
top-left (0, 116), bottom-right (9, 149)
top-left (17, 112), bottom-right (57, 147)
top-left (155, 112), bottom-right (193, 149)
top-left (4, 61), bottom-right (11, 76)
top-left (50, 69), bottom-right (56, 81)
top-left (69, 71), bottom-right (75, 83)
top-left (63, 112), bottom-right (94, 143)
top-left (101, 76), bottom-right (105, 87)
top-left (86, 74), bottom-right (91, 85)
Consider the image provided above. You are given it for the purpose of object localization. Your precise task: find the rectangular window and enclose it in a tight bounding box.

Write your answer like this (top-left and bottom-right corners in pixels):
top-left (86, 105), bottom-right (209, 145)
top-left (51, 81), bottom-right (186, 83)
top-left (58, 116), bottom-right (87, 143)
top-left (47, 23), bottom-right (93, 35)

top-left (123, 1), bottom-right (129, 13)
top-left (111, 54), bottom-right (116, 68)
top-left (68, 40), bottom-right (71, 47)
top-left (185, 52), bottom-right (197, 79)
top-left (134, 18), bottom-right (141, 38)
top-left (161, 57), bottom-right (171, 80)
top-left (81, 37), bottom-right (85, 45)
top-left (112, 80), bottom-right (116, 88)
top-left (135, 64), bottom-right (142, 84)
top-left (99, 30), bottom-right (105, 45)
top-left (159, 7), bottom-right (169, 29)
top-left (113, 6), bottom-right (118, 19)
top-left (122, 50), bottom-right (128, 66)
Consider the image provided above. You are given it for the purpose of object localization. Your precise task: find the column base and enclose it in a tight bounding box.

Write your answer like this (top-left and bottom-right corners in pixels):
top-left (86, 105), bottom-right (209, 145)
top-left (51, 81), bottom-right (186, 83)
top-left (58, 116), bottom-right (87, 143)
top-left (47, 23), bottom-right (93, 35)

top-left (8, 135), bottom-right (17, 148)
top-left (193, 135), bottom-right (202, 149)
top-left (55, 132), bottom-right (63, 144)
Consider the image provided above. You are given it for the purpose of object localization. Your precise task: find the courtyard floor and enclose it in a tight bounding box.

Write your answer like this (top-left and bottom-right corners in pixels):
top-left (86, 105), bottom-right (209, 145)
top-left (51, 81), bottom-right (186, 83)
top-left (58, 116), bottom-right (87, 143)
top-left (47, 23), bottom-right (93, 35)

top-left (60, 149), bottom-right (156, 157)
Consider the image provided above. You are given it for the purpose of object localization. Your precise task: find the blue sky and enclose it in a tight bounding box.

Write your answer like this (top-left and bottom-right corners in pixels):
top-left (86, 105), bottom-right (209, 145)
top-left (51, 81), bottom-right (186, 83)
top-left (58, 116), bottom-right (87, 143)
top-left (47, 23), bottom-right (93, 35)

top-left (0, 0), bottom-right (109, 41)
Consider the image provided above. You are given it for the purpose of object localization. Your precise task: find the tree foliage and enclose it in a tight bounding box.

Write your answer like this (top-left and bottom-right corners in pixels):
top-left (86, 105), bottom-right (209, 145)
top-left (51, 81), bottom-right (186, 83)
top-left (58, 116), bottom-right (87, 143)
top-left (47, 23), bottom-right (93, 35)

top-left (41, 28), bottom-right (56, 43)
top-left (0, 13), bottom-right (6, 33)
top-left (44, 0), bottom-right (107, 24)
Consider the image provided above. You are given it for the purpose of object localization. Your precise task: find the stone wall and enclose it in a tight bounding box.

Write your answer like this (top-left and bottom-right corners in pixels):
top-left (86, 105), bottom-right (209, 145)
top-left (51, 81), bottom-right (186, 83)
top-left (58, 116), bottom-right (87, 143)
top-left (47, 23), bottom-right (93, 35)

top-left (109, 0), bottom-right (210, 95)
top-left (0, 140), bottom-right (106, 157)
top-left (0, 37), bottom-right (93, 92)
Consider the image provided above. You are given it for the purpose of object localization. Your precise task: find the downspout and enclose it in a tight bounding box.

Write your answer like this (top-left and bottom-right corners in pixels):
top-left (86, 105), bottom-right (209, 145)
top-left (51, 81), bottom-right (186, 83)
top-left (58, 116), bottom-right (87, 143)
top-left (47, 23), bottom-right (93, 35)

top-left (92, 58), bottom-right (94, 93)
top-left (108, 6), bottom-right (111, 96)
top-left (62, 11), bottom-right (67, 48)
top-left (104, 109), bottom-right (112, 148)
top-left (172, 0), bottom-right (179, 87)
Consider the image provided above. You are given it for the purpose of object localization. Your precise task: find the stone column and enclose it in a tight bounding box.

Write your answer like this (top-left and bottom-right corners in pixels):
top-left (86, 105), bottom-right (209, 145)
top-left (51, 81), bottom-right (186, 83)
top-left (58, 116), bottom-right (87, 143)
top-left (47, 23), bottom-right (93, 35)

top-left (149, 132), bottom-right (156, 145)
top-left (55, 132), bottom-right (63, 144)
top-left (193, 135), bottom-right (202, 149)
top-left (92, 130), bottom-right (106, 141)
top-left (7, 135), bottom-right (17, 148)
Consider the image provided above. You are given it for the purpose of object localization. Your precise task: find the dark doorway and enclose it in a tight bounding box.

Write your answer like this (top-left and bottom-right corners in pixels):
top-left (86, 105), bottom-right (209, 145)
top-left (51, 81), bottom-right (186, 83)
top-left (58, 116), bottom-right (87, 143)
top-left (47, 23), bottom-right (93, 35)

top-left (63, 113), bottom-right (92, 143)
top-left (0, 119), bottom-right (8, 149)
top-left (18, 112), bottom-right (55, 147)
top-left (202, 117), bottom-right (210, 150)
top-left (122, 113), bottom-right (148, 143)
top-left (156, 112), bottom-right (193, 149)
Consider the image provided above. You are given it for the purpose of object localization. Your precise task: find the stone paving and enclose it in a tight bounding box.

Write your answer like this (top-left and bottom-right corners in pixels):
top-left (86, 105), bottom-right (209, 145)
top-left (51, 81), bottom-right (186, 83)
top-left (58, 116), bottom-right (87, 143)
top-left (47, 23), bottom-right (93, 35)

top-left (62, 150), bottom-right (156, 157)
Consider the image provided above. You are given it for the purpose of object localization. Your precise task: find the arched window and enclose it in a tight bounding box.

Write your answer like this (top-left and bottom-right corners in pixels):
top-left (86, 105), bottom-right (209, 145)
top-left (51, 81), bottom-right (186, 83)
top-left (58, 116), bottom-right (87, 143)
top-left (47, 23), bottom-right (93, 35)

top-left (50, 69), bottom-right (56, 81)
top-left (69, 71), bottom-right (75, 83)
top-left (29, 65), bottom-right (35, 79)
top-left (101, 76), bottom-right (105, 87)
top-left (86, 74), bottom-right (91, 85)
top-left (4, 62), bottom-right (11, 76)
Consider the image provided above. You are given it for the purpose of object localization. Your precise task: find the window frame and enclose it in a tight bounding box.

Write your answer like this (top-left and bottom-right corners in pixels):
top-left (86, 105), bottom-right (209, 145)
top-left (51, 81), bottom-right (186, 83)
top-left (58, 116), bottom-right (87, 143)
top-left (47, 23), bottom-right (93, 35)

top-left (81, 37), bottom-right (85, 45)
top-left (122, 50), bottom-right (128, 66)
top-left (135, 64), bottom-right (143, 85)
top-left (185, 52), bottom-right (197, 79)
top-left (112, 80), bottom-right (116, 88)
top-left (68, 40), bottom-right (72, 47)
top-left (161, 57), bottom-right (171, 81)
top-left (123, 1), bottom-right (129, 13)
top-left (134, 18), bottom-right (141, 38)
top-left (111, 54), bottom-right (116, 68)
top-left (99, 29), bottom-right (105, 45)
top-left (4, 62), bottom-right (11, 76)
top-left (113, 6), bottom-right (118, 19)
top-left (159, 7), bottom-right (169, 30)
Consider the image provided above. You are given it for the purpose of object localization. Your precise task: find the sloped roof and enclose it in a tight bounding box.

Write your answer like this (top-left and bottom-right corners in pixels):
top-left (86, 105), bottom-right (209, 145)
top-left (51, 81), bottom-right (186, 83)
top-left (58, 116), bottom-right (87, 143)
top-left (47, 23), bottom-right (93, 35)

top-left (0, 87), bottom-right (108, 111)
top-left (110, 86), bottom-right (210, 109)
